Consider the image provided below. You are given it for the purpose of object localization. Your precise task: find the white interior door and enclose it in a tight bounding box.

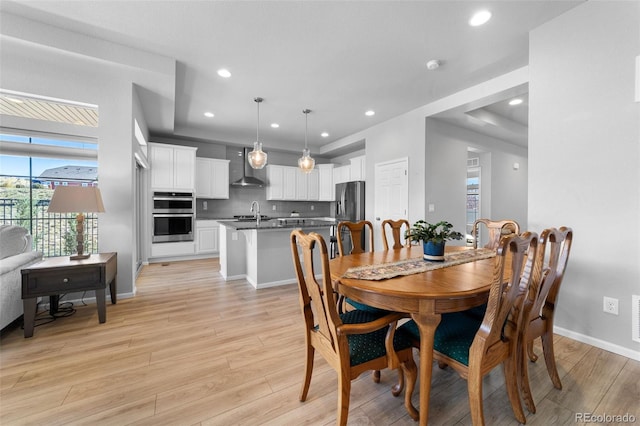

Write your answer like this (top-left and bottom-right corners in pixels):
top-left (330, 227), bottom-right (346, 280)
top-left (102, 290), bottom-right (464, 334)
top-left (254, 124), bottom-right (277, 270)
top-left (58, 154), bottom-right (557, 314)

top-left (374, 157), bottom-right (409, 250)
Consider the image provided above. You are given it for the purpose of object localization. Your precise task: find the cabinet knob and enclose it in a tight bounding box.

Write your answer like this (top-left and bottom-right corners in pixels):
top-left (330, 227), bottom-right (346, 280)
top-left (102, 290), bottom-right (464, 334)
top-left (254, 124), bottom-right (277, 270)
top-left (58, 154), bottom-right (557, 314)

top-left (63, 278), bottom-right (69, 283)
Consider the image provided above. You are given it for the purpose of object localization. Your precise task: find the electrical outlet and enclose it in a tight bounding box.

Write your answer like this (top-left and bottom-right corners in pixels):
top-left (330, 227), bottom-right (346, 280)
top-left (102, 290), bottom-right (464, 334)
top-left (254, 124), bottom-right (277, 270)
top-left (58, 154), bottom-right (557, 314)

top-left (310, 205), bottom-right (314, 211)
top-left (603, 296), bottom-right (619, 315)
top-left (272, 205), bottom-right (276, 211)
top-left (203, 201), bottom-right (207, 210)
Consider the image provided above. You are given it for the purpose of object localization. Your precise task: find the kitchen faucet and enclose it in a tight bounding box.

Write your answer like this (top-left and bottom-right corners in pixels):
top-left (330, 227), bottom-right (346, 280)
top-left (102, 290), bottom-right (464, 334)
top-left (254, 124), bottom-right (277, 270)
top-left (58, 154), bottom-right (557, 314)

top-left (250, 200), bottom-right (261, 226)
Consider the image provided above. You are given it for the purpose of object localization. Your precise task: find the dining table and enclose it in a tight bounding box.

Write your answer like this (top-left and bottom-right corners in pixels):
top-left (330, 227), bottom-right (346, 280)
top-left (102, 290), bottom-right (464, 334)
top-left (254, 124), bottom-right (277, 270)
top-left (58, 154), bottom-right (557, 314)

top-left (329, 244), bottom-right (498, 426)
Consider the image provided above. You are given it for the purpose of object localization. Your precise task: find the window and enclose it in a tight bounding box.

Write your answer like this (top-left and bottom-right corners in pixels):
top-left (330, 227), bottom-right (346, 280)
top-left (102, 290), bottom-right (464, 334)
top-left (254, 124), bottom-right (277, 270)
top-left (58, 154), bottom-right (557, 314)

top-left (0, 133), bottom-right (99, 257)
top-left (466, 167), bottom-right (480, 246)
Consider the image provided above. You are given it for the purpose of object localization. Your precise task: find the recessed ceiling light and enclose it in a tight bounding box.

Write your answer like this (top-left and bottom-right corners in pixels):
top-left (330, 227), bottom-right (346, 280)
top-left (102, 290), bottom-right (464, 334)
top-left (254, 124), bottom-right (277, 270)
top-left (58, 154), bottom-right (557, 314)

top-left (321, 132), bottom-right (329, 138)
top-left (508, 98), bottom-right (523, 106)
top-left (469, 10), bottom-right (492, 27)
top-left (426, 59), bottom-right (441, 70)
top-left (217, 68), bottom-right (231, 78)
top-left (204, 111), bottom-right (215, 118)
top-left (365, 110), bottom-right (375, 116)
top-left (270, 123), bottom-right (279, 128)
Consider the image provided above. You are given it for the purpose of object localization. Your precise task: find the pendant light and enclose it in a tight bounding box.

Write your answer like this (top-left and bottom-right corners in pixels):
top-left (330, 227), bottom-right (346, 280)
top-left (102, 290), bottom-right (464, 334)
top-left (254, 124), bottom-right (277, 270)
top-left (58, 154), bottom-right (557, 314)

top-left (248, 97), bottom-right (267, 169)
top-left (298, 108), bottom-right (315, 173)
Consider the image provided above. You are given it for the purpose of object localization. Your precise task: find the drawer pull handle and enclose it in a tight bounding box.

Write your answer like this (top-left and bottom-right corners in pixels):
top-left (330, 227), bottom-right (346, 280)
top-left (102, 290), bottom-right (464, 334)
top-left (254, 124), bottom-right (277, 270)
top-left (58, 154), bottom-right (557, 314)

top-left (63, 278), bottom-right (69, 283)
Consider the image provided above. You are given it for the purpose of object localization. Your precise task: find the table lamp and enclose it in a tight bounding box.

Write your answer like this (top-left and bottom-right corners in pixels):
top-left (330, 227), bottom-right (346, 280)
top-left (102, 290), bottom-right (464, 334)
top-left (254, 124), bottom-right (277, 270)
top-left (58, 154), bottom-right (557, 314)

top-left (47, 186), bottom-right (105, 260)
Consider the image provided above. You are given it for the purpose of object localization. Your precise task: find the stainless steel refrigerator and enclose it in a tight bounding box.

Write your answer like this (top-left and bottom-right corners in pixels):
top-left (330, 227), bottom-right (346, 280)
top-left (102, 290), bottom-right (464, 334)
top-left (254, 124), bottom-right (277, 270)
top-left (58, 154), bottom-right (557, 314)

top-left (335, 180), bottom-right (366, 256)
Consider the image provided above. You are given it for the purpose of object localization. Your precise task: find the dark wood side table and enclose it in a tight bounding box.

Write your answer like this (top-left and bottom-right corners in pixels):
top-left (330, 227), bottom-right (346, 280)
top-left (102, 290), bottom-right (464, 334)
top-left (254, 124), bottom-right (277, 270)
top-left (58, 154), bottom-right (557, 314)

top-left (21, 252), bottom-right (117, 338)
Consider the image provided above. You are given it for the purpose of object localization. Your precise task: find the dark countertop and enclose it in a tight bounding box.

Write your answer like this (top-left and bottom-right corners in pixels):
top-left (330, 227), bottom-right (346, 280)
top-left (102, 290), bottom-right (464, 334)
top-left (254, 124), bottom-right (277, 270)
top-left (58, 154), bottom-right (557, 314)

top-left (218, 218), bottom-right (336, 231)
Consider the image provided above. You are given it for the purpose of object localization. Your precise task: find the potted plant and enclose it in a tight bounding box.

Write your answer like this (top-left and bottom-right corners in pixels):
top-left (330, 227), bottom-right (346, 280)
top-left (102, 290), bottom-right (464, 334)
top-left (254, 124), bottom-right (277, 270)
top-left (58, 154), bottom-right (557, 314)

top-left (406, 220), bottom-right (463, 261)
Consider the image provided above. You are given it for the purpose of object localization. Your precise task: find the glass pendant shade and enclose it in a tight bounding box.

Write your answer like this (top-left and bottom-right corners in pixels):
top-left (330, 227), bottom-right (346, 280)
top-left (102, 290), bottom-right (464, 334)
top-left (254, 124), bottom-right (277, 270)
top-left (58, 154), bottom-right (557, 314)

top-left (298, 148), bottom-right (315, 173)
top-left (248, 97), bottom-right (267, 169)
top-left (248, 140), bottom-right (267, 169)
top-left (299, 109), bottom-right (315, 173)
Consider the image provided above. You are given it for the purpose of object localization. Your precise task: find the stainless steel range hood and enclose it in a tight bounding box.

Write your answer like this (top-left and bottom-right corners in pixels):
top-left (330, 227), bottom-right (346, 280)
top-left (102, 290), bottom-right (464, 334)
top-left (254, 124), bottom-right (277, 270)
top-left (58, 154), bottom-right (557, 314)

top-left (231, 147), bottom-right (266, 187)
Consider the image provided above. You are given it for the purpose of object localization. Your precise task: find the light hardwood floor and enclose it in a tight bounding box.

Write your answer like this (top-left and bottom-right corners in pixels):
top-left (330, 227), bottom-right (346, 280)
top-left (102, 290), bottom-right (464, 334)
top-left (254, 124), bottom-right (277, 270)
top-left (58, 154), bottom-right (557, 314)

top-left (1, 258), bottom-right (638, 425)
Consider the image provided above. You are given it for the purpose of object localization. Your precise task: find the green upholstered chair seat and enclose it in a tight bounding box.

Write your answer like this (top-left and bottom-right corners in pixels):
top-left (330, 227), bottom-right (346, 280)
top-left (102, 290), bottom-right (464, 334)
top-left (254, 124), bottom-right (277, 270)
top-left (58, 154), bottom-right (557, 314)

top-left (399, 312), bottom-right (482, 366)
top-left (345, 297), bottom-right (390, 315)
top-left (339, 310), bottom-right (413, 367)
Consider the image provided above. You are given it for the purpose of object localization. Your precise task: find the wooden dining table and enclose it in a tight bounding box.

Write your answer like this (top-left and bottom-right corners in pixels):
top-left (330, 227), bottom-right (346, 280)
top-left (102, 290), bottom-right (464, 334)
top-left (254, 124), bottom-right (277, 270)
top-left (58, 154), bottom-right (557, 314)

top-left (329, 245), bottom-right (497, 426)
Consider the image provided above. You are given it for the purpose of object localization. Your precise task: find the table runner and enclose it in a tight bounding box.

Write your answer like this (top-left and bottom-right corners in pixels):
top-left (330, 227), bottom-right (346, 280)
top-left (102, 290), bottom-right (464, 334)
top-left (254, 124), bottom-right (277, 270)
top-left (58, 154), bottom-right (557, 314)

top-left (342, 248), bottom-right (496, 280)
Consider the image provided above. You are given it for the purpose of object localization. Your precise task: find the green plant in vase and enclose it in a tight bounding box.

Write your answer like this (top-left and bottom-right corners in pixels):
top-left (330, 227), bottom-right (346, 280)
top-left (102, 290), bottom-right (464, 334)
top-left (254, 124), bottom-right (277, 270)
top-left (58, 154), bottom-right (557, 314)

top-left (406, 220), bottom-right (463, 261)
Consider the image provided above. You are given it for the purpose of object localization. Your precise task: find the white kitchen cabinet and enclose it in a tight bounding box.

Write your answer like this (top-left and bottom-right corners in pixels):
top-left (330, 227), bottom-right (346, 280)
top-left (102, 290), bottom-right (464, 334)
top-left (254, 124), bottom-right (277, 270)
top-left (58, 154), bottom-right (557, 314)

top-left (350, 155), bottom-right (366, 181)
top-left (266, 165), bottom-right (284, 200)
top-left (149, 143), bottom-right (197, 191)
top-left (283, 167), bottom-right (298, 200)
top-left (317, 164), bottom-right (334, 201)
top-left (196, 158), bottom-right (229, 199)
top-left (266, 164), bottom-right (297, 200)
top-left (196, 220), bottom-right (219, 254)
top-left (296, 168), bottom-right (319, 201)
top-left (333, 165), bottom-right (351, 184)
top-left (150, 241), bottom-right (195, 258)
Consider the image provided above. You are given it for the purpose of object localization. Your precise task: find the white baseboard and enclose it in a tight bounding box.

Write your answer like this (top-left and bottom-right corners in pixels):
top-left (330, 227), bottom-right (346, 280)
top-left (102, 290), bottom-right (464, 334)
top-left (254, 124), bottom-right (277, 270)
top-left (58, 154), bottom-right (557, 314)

top-left (554, 326), bottom-right (640, 361)
top-left (222, 274), bottom-right (246, 282)
top-left (255, 278), bottom-right (297, 289)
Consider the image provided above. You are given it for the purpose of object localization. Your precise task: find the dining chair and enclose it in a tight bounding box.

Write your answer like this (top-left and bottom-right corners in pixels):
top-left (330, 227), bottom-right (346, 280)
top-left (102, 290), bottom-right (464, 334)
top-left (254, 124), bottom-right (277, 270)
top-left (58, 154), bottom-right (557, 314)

top-left (290, 229), bottom-right (418, 425)
top-left (337, 220), bottom-right (374, 256)
top-left (399, 232), bottom-right (539, 425)
top-left (336, 220), bottom-right (382, 312)
top-left (519, 226), bottom-right (573, 414)
top-left (472, 218), bottom-right (520, 250)
top-left (381, 219), bottom-right (411, 250)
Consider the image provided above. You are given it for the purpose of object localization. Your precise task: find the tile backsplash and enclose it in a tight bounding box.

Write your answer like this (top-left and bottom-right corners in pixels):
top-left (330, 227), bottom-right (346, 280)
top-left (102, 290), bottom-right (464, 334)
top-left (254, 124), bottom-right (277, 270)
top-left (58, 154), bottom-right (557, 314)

top-left (196, 185), bottom-right (333, 219)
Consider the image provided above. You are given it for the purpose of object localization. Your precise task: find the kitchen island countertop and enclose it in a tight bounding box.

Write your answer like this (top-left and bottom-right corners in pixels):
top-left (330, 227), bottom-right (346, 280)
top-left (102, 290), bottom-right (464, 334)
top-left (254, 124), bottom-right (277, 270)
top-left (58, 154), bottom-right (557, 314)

top-left (218, 218), bottom-right (336, 231)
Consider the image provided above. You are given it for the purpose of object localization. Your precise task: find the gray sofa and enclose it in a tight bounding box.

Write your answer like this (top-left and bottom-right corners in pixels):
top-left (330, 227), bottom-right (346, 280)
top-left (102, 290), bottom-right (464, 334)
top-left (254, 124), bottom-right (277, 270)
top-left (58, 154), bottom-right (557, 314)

top-left (0, 225), bottom-right (43, 330)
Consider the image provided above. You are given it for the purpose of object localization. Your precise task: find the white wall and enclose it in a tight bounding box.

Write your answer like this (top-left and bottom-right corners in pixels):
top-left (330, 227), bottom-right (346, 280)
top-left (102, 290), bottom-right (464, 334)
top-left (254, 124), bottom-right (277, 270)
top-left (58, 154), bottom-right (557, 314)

top-left (422, 119), bottom-right (528, 245)
top-left (529, 1), bottom-right (640, 357)
top-left (425, 119), bottom-right (468, 242)
top-left (1, 13), bottom-right (174, 298)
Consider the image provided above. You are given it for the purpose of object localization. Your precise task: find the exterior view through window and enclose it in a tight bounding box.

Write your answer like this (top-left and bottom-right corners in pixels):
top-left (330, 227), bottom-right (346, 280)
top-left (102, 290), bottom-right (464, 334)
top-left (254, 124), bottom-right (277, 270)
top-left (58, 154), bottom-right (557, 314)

top-left (0, 134), bottom-right (99, 257)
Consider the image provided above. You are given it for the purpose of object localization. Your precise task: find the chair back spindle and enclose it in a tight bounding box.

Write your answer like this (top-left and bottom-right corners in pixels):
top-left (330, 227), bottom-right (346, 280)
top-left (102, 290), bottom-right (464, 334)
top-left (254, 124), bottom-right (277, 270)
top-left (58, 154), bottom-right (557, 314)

top-left (381, 219), bottom-right (411, 250)
top-left (337, 220), bottom-right (374, 256)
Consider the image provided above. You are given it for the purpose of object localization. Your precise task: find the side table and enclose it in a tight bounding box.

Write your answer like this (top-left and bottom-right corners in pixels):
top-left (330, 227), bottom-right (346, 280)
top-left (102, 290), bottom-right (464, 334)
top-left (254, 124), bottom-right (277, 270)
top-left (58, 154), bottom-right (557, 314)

top-left (21, 252), bottom-right (117, 337)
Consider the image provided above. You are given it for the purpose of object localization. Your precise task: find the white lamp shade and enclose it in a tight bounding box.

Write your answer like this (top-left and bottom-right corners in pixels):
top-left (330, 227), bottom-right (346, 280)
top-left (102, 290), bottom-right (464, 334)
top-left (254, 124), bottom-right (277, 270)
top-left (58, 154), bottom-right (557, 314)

top-left (47, 186), bottom-right (105, 213)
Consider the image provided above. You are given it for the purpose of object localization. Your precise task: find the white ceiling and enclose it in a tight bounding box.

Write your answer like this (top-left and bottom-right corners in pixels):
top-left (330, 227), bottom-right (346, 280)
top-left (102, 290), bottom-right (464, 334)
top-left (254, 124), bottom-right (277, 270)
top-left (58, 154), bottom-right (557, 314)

top-left (0, 1), bottom-right (581, 156)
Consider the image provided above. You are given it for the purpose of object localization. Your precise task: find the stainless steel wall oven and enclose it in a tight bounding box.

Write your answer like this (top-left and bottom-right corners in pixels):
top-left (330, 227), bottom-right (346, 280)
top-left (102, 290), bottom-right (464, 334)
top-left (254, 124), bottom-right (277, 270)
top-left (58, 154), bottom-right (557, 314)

top-left (152, 192), bottom-right (194, 243)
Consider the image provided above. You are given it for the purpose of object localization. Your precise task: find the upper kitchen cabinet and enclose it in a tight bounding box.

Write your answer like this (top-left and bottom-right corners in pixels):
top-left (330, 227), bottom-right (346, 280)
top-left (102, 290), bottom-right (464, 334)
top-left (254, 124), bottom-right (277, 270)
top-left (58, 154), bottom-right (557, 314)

top-left (296, 167), bottom-right (319, 201)
top-left (350, 155), bottom-right (366, 181)
top-left (317, 164), bottom-right (335, 201)
top-left (267, 164), bottom-right (330, 201)
top-left (266, 165), bottom-right (297, 200)
top-left (333, 164), bottom-right (351, 185)
top-left (149, 143), bottom-right (197, 191)
top-left (266, 165), bottom-right (285, 200)
top-left (196, 157), bottom-right (230, 199)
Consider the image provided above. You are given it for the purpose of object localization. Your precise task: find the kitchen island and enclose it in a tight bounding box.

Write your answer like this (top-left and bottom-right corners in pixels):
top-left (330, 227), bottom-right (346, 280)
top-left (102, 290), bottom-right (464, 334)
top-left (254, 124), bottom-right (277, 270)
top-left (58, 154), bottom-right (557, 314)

top-left (218, 218), bottom-right (335, 289)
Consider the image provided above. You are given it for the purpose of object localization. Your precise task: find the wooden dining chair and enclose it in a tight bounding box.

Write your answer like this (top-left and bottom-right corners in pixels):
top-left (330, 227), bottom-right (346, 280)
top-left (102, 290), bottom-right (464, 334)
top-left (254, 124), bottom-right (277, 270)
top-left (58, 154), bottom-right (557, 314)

top-left (290, 229), bottom-right (418, 425)
top-left (381, 219), bottom-right (411, 250)
top-left (399, 232), bottom-right (539, 425)
top-left (336, 220), bottom-right (384, 315)
top-left (337, 220), bottom-right (374, 256)
top-left (519, 226), bottom-right (573, 414)
top-left (472, 218), bottom-right (520, 250)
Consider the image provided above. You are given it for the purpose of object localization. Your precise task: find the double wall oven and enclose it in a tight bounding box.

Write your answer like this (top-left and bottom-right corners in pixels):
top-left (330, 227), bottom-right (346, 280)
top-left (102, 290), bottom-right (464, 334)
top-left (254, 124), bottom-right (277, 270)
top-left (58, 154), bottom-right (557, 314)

top-left (152, 191), bottom-right (194, 243)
